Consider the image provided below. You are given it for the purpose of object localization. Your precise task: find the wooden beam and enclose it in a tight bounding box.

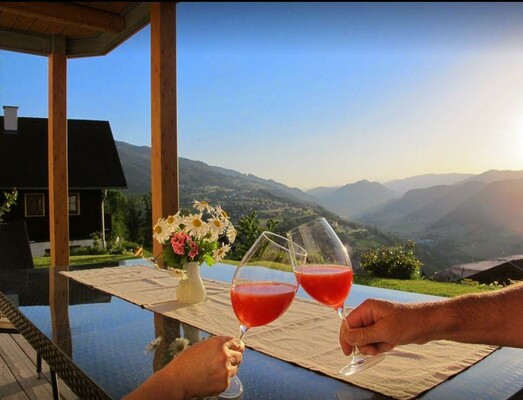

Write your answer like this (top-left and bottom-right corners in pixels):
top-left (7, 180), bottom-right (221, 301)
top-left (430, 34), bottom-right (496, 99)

top-left (48, 35), bottom-right (69, 267)
top-left (150, 2), bottom-right (178, 262)
top-left (0, 2), bottom-right (125, 33)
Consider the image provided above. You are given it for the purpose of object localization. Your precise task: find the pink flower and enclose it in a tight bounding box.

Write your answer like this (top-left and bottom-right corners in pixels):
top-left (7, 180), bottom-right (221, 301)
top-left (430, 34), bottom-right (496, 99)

top-left (188, 243), bottom-right (199, 258)
top-left (171, 232), bottom-right (188, 255)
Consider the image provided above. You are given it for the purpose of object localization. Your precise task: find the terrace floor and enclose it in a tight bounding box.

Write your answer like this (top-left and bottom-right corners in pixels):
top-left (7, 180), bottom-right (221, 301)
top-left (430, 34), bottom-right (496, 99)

top-left (0, 332), bottom-right (78, 400)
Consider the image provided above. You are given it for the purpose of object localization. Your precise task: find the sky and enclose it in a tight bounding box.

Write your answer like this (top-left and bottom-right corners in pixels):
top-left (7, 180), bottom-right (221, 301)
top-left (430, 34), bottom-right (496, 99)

top-left (1, 2), bottom-right (523, 190)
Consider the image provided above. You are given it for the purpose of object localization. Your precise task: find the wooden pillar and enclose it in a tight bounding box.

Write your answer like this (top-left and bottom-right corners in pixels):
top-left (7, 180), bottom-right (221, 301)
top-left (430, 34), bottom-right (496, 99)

top-left (48, 35), bottom-right (69, 267)
top-left (151, 2), bottom-right (178, 261)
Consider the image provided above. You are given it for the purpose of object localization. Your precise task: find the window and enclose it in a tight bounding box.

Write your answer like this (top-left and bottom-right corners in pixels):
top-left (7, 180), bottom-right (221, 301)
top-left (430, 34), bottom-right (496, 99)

top-left (25, 193), bottom-right (45, 217)
top-left (68, 193), bottom-right (80, 215)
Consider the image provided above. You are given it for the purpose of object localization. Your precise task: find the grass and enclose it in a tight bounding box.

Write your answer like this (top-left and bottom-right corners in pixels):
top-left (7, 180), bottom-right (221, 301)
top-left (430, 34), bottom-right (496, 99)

top-left (33, 254), bottom-right (501, 298)
top-left (353, 275), bottom-right (499, 297)
top-left (33, 254), bottom-right (149, 268)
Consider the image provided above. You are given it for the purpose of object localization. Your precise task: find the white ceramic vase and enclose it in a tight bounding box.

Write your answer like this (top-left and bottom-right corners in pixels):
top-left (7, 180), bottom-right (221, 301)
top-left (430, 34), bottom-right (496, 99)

top-left (176, 262), bottom-right (206, 304)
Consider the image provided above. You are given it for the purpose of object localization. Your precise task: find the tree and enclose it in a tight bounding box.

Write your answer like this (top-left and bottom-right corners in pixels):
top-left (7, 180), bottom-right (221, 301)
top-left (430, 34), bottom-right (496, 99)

top-left (0, 188), bottom-right (18, 222)
top-left (231, 211), bottom-right (278, 260)
top-left (360, 240), bottom-right (423, 279)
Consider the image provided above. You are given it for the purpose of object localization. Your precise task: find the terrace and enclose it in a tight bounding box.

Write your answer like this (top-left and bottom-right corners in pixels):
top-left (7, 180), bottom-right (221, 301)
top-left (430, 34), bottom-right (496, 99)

top-left (1, 3), bottom-right (522, 400)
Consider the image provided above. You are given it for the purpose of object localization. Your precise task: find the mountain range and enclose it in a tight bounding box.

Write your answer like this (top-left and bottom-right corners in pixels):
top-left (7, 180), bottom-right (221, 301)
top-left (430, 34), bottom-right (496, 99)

top-left (115, 141), bottom-right (523, 274)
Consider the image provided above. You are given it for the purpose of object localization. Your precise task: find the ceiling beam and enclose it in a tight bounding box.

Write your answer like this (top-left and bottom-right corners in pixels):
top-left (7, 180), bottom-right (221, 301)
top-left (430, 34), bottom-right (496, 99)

top-left (0, 2), bottom-right (125, 33)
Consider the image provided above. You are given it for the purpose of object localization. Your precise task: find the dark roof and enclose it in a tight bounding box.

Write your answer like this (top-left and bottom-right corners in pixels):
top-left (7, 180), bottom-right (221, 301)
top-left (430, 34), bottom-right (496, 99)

top-left (432, 255), bottom-right (523, 284)
top-left (0, 116), bottom-right (127, 189)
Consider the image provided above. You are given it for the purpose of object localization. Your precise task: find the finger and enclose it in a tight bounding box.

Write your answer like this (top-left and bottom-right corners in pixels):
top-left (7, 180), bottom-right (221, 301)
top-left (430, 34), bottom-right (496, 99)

top-left (357, 342), bottom-right (394, 355)
top-left (229, 351), bottom-right (242, 367)
top-left (346, 325), bottom-right (384, 347)
top-left (227, 338), bottom-right (245, 352)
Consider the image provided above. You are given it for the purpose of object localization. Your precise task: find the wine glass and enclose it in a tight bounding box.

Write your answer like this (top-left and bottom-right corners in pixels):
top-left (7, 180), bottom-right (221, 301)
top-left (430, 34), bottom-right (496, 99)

top-left (219, 231), bottom-right (307, 398)
top-left (288, 217), bottom-right (384, 376)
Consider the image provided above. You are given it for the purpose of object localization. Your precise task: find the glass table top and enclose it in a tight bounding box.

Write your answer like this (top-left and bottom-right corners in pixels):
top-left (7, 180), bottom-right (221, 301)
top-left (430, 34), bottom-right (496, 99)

top-left (1, 261), bottom-right (522, 400)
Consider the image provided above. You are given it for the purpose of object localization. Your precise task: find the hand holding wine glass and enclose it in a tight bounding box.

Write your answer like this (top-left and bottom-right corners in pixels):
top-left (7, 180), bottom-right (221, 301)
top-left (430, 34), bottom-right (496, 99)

top-left (219, 231), bottom-right (307, 398)
top-left (288, 217), bottom-right (384, 376)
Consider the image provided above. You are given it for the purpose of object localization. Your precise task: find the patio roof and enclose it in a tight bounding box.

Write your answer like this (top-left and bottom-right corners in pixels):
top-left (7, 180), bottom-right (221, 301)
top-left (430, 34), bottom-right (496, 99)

top-left (0, 2), bottom-right (150, 58)
top-left (0, 2), bottom-right (178, 266)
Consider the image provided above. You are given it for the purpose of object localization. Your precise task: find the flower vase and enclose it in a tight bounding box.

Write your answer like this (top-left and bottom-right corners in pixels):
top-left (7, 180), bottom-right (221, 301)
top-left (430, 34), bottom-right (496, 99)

top-left (176, 262), bottom-right (206, 304)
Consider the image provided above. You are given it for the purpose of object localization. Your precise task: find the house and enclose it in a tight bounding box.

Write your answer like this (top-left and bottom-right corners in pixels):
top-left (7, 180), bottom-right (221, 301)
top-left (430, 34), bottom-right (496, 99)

top-left (0, 107), bottom-right (127, 256)
top-left (431, 255), bottom-right (523, 285)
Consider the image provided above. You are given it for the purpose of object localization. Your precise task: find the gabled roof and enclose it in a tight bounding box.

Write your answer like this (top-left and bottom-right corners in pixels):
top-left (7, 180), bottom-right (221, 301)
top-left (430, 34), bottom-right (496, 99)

top-left (432, 255), bottom-right (523, 284)
top-left (0, 116), bottom-right (127, 189)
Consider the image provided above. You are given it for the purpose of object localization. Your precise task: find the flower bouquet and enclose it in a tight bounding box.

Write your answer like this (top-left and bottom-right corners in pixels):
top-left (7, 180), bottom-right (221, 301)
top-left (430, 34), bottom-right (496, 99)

top-left (152, 200), bottom-right (236, 279)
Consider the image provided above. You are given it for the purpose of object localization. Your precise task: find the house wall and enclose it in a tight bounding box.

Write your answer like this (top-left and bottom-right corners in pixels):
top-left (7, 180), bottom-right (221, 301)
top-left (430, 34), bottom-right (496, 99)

top-left (4, 189), bottom-right (104, 242)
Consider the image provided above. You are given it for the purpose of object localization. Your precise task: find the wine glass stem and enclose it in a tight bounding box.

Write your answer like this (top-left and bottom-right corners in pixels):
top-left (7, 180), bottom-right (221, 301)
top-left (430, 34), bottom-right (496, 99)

top-left (237, 324), bottom-right (248, 340)
top-left (337, 307), bottom-right (363, 362)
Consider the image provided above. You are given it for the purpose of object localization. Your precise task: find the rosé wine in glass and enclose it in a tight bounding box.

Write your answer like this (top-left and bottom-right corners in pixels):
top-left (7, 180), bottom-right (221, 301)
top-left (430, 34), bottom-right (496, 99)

top-left (288, 218), bottom-right (384, 376)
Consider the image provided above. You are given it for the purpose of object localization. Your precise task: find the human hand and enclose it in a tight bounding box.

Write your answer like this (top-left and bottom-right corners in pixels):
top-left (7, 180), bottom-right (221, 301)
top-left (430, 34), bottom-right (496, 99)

top-left (166, 335), bottom-right (245, 399)
top-left (339, 299), bottom-right (430, 356)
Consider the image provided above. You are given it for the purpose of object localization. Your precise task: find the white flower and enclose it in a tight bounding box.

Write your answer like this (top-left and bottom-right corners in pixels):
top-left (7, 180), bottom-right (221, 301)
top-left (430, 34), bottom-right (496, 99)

top-left (144, 336), bottom-right (163, 354)
top-left (183, 213), bottom-right (209, 238)
top-left (193, 200), bottom-right (213, 213)
top-left (226, 226), bottom-right (237, 243)
top-left (214, 205), bottom-right (229, 221)
top-left (167, 267), bottom-right (188, 280)
top-left (213, 243), bottom-right (231, 261)
top-left (165, 212), bottom-right (183, 233)
top-left (153, 218), bottom-right (171, 243)
top-left (208, 216), bottom-right (227, 237)
top-left (168, 337), bottom-right (190, 356)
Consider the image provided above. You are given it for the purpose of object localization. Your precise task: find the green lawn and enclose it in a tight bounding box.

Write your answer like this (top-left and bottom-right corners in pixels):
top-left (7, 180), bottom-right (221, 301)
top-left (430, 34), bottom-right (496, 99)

top-left (34, 254), bottom-right (501, 298)
top-left (33, 254), bottom-right (149, 268)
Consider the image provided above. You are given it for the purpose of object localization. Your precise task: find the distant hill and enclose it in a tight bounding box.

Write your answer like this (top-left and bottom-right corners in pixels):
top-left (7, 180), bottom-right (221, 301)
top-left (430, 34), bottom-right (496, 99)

top-left (430, 178), bottom-right (523, 234)
top-left (358, 174), bottom-right (523, 273)
top-left (115, 141), bottom-right (523, 274)
top-left (359, 181), bottom-right (488, 234)
top-left (305, 186), bottom-right (340, 198)
top-left (114, 141), bottom-right (397, 263)
top-left (461, 169), bottom-right (523, 184)
top-left (383, 173), bottom-right (473, 195)
top-left (306, 180), bottom-right (398, 219)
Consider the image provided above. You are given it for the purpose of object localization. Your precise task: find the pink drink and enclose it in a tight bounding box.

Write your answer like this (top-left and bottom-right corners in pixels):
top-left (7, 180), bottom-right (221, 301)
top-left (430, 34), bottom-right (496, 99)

top-left (295, 264), bottom-right (353, 309)
top-left (231, 282), bottom-right (296, 328)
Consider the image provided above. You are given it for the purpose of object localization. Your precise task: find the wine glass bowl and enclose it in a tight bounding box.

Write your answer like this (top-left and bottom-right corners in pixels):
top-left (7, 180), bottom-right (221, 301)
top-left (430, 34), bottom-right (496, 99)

top-left (220, 231), bottom-right (307, 399)
top-left (288, 218), bottom-right (384, 376)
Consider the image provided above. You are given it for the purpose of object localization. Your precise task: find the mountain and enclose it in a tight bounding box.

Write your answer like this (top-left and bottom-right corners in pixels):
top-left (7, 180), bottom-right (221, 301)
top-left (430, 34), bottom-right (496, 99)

top-left (115, 140), bottom-right (316, 204)
top-left (114, 141), bottom-right (397, 257)
top-left (305, 186), bottom-right (340, 198)
top-left (359, 181), bottom-right (488, 234)
top-left (461, 169), bottom-right (523, 184)
top-left (430, 178), bottom-right (523, 235)
top-left (358, 174), bottom-right (523, 273)
top-left (307, 180), bottom-right (398, 219)
top-left (383, 173), bottom-right (473, 195)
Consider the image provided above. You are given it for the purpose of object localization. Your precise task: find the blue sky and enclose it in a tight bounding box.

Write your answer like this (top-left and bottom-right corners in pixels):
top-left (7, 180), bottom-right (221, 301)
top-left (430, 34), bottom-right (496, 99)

top-left (1, 2), bottom-right (523, 189)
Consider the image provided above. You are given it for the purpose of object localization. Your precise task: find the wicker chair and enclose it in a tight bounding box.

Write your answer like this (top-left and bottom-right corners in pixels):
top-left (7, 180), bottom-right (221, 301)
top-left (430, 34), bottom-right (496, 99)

top-left (0, 220), bottom-right (34, 270)
top-left (0, 221), bottom-right (57, 398)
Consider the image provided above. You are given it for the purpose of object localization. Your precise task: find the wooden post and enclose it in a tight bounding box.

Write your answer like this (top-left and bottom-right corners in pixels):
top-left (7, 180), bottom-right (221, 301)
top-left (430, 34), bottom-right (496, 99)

top-left (48, 35), bottom-right (69, 267)
top-left (151, 2), bottom-right (178, 261)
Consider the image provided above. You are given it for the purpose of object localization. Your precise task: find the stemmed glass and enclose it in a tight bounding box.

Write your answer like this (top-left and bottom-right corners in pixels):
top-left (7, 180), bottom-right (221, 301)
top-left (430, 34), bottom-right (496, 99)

top-left (288, 218), bottom-right (384, 376)
top-left (219, 231), bottom-right (307, 398)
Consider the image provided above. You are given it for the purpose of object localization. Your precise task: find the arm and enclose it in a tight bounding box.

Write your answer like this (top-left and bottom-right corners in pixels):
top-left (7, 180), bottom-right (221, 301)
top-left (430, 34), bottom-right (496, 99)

top-left (124, 336), bottom-right (244, 400)
top-left (340, 282), bottom-right (523, 355)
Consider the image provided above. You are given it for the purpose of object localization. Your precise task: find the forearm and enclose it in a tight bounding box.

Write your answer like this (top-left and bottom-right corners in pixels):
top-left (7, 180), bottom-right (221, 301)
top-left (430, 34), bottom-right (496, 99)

top-left (424, 283), bottom-right (523, 347)
top-left (123, 367), bottom-right (187, 400)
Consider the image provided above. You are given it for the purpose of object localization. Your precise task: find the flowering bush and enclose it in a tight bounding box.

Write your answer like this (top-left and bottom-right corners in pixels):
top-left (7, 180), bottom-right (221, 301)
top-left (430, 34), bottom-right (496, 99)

top-left (153, 200), bottom-right (236, 271)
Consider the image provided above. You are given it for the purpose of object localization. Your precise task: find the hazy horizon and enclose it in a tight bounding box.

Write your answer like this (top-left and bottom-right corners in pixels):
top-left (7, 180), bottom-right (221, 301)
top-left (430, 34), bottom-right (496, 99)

top-left (1, 3), bottom-right (523, 189)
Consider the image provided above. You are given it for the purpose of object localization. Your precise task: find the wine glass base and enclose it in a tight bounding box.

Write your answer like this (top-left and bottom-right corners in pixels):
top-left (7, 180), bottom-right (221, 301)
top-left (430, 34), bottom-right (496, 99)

top-left (218, 375), bottom-right (244, 399)
top-left (338, 353), bottom-right (385, 376)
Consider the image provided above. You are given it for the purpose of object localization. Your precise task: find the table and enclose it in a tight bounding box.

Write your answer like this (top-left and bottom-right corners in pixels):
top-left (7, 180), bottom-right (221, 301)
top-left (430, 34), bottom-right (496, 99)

top-left (1, 261), bottom-right (523, 400)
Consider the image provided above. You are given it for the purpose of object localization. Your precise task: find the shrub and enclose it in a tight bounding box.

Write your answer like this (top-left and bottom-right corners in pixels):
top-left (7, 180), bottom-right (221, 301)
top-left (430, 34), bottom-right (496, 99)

top-left (360, 240), bottom-right (423, 279)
